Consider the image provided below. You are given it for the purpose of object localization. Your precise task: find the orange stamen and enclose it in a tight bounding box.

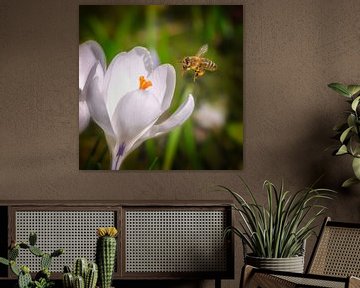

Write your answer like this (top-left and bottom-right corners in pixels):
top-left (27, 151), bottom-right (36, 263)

top-left (139, 76), bottom-right (152, 90)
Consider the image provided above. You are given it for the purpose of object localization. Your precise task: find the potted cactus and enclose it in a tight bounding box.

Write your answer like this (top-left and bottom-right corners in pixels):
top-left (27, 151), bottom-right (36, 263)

top-left (0, 232), bottom-right (64, 288)
top-left (96, 227), bottom-right (118, 288)
top-left (62, 258), bottom-right (98, 288)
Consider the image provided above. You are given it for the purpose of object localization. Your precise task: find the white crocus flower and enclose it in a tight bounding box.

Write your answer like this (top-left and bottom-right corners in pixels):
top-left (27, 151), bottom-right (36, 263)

top-left (79, 40), bottom-right (106, 133)
top-left (84, 43), bottom-right (195, 170)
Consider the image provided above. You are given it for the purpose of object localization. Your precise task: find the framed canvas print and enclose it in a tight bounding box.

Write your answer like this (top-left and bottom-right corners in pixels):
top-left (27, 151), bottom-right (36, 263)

top-left (79, 5), bottom-right (243, 170)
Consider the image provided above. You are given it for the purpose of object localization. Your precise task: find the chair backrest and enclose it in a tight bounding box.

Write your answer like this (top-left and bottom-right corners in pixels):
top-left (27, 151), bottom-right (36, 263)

top-left (307, 217), bottom-right (360, 277)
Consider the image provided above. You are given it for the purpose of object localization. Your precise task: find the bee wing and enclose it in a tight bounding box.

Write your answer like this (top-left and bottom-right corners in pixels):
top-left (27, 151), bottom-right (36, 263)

top-left (196, 44), bottom-right (208, 57)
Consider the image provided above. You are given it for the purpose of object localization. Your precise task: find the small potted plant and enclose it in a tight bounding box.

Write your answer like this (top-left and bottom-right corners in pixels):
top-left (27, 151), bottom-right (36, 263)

top-left (328, 83), bottom-right (360, 187)
top-left (221, 179), bottom-right (334, 273)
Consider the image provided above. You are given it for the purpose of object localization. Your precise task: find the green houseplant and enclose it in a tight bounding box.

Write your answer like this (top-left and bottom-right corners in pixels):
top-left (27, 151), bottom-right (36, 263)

top-left (221, 179), bottom-right (334, 272)
top-left (328, 83), bottom-right (360, 187)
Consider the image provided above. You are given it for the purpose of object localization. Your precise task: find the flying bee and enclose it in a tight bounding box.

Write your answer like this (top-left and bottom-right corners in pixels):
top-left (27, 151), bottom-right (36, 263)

top-left (181, 44), bottom-right (217, 81)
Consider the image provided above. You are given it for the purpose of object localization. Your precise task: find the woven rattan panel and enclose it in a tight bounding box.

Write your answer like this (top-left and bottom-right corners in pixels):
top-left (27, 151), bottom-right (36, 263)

top-left (277, 275), bottom-right (345, 288)
top-left (125, 210), bottom-right (227, 273)
top-left (310, 226), bottom-right (360, 277)
top-left (15, 211), bottom-right (115, 272)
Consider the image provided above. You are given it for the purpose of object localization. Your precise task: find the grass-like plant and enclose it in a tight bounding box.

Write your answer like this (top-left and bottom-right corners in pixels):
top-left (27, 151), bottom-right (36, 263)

top-left (221, 179), bottom-right (335, 258)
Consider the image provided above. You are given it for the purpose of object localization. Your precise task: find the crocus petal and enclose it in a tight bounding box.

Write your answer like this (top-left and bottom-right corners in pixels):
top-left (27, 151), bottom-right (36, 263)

top-left (150, 49), bottom-right (160, 68)
top-left (105, 133), bottom-right (117, 159)
top-left (111, 89), bottom-right (162, 144)
top-left (79, 40), bottom-right (106, 90)
top-left (86, 62), bottom-right (115, 138)
top-left (148, 64), bottom-right (176, 112)
top-left (111, 118), bottom-right (158, 170)
top-left (79, 61), bottom-right (98, 133)
top-left (131, 94), bottom-right (195, 151)
top-left (79, 101), bottom-right (90, 133)
top-left (104, 47), bottom-right (153, 118)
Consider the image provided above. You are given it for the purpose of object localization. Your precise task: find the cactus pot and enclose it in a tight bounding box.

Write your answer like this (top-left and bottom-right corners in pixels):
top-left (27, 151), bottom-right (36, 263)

top-left (245, 254), bottom-right (304, 273)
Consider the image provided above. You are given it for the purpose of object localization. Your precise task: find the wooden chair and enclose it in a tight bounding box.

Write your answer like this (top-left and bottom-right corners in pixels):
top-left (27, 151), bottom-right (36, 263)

top-left (241, 217), bottom-right (360, 288)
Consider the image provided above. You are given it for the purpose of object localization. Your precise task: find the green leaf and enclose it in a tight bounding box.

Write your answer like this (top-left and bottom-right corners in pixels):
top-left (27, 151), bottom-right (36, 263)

top-left (29, 246), bottom-right (44, 257)
top-left (328, 83), bottom-right (351, 97)
top-left (351, 96), bottom-right (360, 111)
top-left (8, 247), bottom-right (19, 260)
top-left (336, 145), bottom-right (348, 155)
top-left (0, 257), bottom-right (9, 266)
top-left (347, 85), bottom-right (360, 97)
top-left (347, 114), bottom-right (356, 127)
top-left (352, 157), bottom-right (360, 179)
top-left (340, 126), bottom-right (353, 143)
top-left (349, 136), bottom-right (360, 156)
top-left (342, 177), bottom-right (360, 188)
top-left (10, 261), bottom-right (20, 276)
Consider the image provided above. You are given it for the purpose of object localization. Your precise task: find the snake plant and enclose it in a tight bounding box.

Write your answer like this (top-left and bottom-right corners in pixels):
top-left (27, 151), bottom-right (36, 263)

top-left (222, 178), bottom-right (335, 258)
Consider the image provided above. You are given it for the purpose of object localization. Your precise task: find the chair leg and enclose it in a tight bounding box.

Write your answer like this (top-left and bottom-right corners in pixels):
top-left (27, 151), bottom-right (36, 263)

top-left (240, 265), bottom-right (296, 288)
top-left (240, 265), bottom-right (255, 288)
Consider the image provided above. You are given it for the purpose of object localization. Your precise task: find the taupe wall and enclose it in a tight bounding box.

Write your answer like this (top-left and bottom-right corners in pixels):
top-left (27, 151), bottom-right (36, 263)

top-left (0, 0), bottom-right (359, 287)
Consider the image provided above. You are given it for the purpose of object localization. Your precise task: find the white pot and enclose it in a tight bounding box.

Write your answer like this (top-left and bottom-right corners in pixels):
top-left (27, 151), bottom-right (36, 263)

top-left (245, 254), bottom-right (305, 273)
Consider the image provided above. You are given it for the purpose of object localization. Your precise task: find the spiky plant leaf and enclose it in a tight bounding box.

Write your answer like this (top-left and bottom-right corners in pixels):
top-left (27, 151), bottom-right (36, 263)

top-left (222, 178), bottom-right (335, 258)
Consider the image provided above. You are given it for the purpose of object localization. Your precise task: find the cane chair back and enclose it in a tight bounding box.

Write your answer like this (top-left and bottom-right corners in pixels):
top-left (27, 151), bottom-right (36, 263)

top-left (241, 218), bottom-right (360, 288)
top-left (307, 217), bottom-right (360, 278)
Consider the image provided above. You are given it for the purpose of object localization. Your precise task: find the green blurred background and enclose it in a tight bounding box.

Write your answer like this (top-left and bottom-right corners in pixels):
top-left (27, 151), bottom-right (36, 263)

top-left (79, 5), bottom-right (243, 170)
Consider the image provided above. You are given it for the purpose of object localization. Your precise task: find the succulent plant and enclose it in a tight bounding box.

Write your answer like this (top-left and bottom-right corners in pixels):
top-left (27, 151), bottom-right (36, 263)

top-left (96, 227), bottom-right (118, 288)
top-left (0, 232), bottom-right (63, 288)
top-left (62, 259), bottom-right (98, 288)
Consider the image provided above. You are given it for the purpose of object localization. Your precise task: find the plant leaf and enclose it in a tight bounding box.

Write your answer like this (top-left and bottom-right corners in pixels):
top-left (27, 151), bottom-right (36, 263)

top-left (340, 126), bottom-right (353, 143)
top-left (347, 114), bottom-right (356, 128)
top-left (328, 83), bottom-right (351, 97)
top-left (342, 177), bottom-right (360, 188)
top-left (352, 157), bottom-right (360, 179)
top-left (336, 145), bottom-right (348, 155)
top-left (348, 85), bottom-right (360, 97)
top-left (0, 257), bottom-right (9, 266)
top-left (351, 96), bottom-right (360, 111)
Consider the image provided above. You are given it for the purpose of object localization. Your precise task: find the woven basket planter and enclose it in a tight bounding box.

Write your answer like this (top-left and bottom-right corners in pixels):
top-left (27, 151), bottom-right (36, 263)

top-left (245, 254), bottom-right (305, 273)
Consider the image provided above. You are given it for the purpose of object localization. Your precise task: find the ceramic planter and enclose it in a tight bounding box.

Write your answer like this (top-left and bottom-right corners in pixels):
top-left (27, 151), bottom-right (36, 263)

top-left (245, 254), bottom-right (305, 273)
